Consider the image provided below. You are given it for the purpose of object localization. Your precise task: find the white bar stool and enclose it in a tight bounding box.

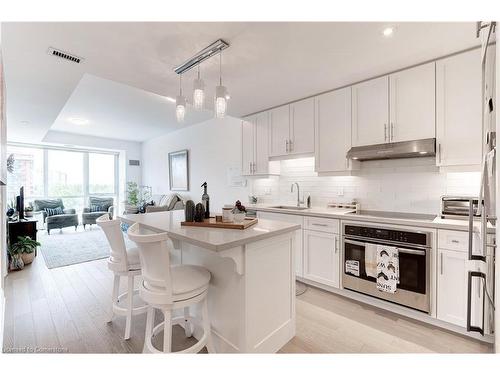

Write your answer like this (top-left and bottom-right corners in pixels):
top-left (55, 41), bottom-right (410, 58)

top-left (127, 223), bottom-right (214, 354)
top-left (96, 214), bottom-right (147, 340)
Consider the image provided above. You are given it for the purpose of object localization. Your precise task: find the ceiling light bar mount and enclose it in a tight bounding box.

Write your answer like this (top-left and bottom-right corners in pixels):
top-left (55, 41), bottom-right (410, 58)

top-left (174, 39), bottom-right (229, 75)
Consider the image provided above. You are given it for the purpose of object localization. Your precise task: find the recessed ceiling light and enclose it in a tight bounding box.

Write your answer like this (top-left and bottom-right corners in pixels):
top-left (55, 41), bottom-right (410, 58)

top-left (20, 121), bottom-right (30, 126)
top-left (165, 96), bottom-right (176, 103)
top-left (382, 27), bottom-right (394, 37)
top-left (68, 117), bottom-right (89, 125)
top-left (419, 151), bottom-right (428, 155)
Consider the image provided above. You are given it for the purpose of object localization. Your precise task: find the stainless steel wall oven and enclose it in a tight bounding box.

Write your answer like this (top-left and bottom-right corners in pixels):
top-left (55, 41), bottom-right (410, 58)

top-left (342, 222), bottom-right (432, 313)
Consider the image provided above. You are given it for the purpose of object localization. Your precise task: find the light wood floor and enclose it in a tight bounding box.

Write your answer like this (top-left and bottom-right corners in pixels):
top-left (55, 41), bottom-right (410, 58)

top-left (2, 255), bottom-right (493, 353)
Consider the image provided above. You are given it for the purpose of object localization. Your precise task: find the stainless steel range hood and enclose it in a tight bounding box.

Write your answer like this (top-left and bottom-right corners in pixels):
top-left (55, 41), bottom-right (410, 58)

top-left (346, 138), bottom-right (436, 161)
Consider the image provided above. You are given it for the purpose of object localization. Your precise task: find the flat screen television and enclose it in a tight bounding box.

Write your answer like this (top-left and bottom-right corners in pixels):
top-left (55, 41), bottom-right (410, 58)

top-left (16, 186), bottom-right (24, 220)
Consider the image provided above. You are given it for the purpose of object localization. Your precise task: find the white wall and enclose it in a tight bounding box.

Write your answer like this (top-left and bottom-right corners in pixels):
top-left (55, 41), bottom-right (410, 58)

top-left (142, 116), bottom-right (250, 211)
top-left (252, 157), bottom-right (480, 214)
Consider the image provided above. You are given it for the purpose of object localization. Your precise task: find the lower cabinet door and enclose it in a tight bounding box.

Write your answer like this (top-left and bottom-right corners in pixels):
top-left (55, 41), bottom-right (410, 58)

top-left (303, 230), bottom-right (339, 288)
top-left (437, 248), bottom-right (468, 327)
top-left (256, 211), bottom-right (304, 277)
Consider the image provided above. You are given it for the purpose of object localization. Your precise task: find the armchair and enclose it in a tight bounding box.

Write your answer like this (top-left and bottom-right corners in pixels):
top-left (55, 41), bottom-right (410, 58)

top-left (82, 197), bottom-right (114, 229)
top-left (33, 199), bottom-right (79, 235)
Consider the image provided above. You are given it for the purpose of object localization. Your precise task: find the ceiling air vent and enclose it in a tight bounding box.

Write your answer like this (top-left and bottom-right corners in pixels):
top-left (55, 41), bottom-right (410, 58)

top-left (47, 47), bottom-right (84, 64)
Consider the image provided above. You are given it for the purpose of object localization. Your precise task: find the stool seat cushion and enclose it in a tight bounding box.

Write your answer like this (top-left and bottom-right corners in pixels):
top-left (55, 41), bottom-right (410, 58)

top-left (171, 265), bottom-right (211, 297)
top-left (142, 265), bottom-right (211, 304)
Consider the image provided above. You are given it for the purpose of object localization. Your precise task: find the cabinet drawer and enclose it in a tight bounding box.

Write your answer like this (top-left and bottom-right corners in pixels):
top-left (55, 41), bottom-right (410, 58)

top-left (304, 217), bottom-right (339, 234)
top-left (438, 229), bottom-right (480, 253)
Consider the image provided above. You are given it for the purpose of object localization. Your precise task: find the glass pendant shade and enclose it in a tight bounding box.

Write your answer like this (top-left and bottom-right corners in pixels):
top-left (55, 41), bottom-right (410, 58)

top-left (193, 77), bottom-right (205, 110)
top-left (215, 85), bottom-right (228, 118)
top-left (176, 94), bottom-right (186, 123)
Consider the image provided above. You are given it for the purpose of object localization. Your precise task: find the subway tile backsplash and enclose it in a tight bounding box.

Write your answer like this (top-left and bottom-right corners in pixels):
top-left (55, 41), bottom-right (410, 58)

top-left (250, 157), bottom-right (480, 214)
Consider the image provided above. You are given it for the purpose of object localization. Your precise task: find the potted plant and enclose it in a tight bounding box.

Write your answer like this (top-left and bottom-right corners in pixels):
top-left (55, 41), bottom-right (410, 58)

top-left (24, 202), bottom-right (34, 217)
top-left (10, 236), bottom-right (41, 267)
top-left (124, 182), bottom-right (140, 214)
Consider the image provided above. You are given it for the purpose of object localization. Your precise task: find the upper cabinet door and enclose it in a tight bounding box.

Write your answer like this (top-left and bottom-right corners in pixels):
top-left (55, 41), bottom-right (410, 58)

top-left (352, 76), bottom-right (389, 147)
top-left (241, 117), bottom-right (255, 176)
top-left (436, 49), bottom-right (482, 167)
top-left (269, 105), bottom-right (290, 157)
top-left (290, 98), bottom-right (315, 155)
top-left (254, 112), bottom-right (270, 174)
top-left (389, 62), bottom-right (436, 142)
top-left (315, 87), bottom-right (352, 173)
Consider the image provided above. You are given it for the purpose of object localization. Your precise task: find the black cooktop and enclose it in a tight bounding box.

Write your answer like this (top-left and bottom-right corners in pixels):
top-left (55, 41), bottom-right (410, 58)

top-left (353, 210), bottom-right (437, 222)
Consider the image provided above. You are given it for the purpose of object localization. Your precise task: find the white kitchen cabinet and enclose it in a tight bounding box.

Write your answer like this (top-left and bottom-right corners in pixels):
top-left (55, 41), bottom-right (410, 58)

top-left (241, 118), bottom-right (254, 175)
top-left (436, 49), bottom-right (483, 167)
top-left (303, 229), bottom-right (340, 288)
top-left (269, 99), bottom-right (315, 158)
top-left (241, 113), bottom-right (279, 176)
top-left (269, 105), bottom-right (290, 157)
top-left (254, 112), bottom-right (271, 174)
top-left (315, 87), bottom-right (355, 173)
top-left (290, 98), bottom-right (315, 155)
top-left (437, 248), bottom-right (468, 327)
top-left (257, 211), bottom-right (303, 277)
top-left (389, 62), bottom-right (435, 142)
top-left (352, 76), bottom-right (389, 147)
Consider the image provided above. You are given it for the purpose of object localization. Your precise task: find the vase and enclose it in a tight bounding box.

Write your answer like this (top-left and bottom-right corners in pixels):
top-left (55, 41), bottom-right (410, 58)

top-left (194, 203), bottom-right (205, 222)
top-left (10, 254), bottom-right (24, 271)
top-left (184, 200), bottom-right (195, 222)
top-left (21, 252), bottom-right (35, 265)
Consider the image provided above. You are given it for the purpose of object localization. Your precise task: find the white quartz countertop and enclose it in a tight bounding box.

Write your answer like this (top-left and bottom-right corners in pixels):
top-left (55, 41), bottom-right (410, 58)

top-left (119, 210), bottom-right (301, 252)
top-left (246, 204), bottom-right (495, 233)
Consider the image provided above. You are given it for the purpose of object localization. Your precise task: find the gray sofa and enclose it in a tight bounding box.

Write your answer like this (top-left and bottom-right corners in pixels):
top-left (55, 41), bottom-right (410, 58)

top-left (145, 194), bottom-right (184, 213)
top-left (34, 199), bottom-right (79, 235)
top-left (82, 197), bottom-right (114, 229)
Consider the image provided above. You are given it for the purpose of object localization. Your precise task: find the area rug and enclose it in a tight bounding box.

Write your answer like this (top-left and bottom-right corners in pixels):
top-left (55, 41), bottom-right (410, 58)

top-left (39, 227), bottom-right (134, 269)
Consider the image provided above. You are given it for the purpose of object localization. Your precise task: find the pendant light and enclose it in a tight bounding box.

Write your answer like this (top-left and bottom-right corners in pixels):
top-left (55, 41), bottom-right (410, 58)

top-left (193, 66), bottom-right (205, 110)
top-left (215, 51), bottom-right (228, 118)
top-left (176, 74), bottom-right (186, 123)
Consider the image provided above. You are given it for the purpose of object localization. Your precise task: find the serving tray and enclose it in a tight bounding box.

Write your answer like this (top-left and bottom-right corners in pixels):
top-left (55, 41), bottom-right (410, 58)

top-left (181, 217), bottom-right (258, 230)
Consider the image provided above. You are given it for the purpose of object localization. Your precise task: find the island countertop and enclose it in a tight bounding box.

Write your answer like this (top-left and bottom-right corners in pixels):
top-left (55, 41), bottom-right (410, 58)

top-left (119, 210), bottom-right (301, 252)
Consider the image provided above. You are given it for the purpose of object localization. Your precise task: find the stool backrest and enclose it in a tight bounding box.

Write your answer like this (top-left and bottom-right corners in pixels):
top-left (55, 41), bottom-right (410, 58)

top-left (127, 223), bottom-right (173, 301)
top-left (96, 214), bottom-right (129, 273)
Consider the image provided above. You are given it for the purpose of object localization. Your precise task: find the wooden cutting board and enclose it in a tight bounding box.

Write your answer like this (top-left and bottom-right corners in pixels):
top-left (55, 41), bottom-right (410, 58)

top-left (181, 217), bottom-right (258, 230)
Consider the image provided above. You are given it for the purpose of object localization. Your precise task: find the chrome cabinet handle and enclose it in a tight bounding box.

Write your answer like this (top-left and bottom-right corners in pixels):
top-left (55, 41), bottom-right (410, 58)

top-left (390, 123), bottom-right (394, 141)
top-left (285, 139), bottom-right (289, 153)
top-left (438, 143), bottom-right (442, 164)
top-left (252, 162), bottom-right (255, 174)
top-left (335, 237), bottom-right (339, 253)
top-left (384, 124), bottom-right (387, 142)
top-left (289, 139), bottom-right (293, 152)
top-left (440, 253), bottom-right (443, 275)
top-left (451, 239), bottom-right (459, 244)
top-left (311, 223), bottom-right (328, 227)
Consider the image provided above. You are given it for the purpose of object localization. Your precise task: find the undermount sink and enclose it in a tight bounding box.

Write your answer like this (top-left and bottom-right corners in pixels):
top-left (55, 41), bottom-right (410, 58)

top-left (269, 205), bottom-right (308, 210)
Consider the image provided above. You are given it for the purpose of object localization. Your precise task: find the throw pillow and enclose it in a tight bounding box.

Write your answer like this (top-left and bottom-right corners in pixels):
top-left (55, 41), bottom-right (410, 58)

top-left (90, 204), bottom-right (104, 212)
top-left (45, 206), bottom-right (64, 216)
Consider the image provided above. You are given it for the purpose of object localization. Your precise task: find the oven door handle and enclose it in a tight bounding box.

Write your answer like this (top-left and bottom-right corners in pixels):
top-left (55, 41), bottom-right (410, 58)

top-left (344, 239), bottom-right (367, 247)
top-left (398, 248), bottom-right (426, 256)
top-left (344, 239), bottom-right (426, 256)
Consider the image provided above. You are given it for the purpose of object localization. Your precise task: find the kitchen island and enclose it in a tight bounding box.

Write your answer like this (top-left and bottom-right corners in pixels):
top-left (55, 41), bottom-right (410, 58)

top-left (119, 210), bottom-right (301, 353)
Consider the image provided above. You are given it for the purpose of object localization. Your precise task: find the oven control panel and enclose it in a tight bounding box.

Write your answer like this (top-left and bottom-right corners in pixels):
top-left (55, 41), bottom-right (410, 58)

top-left (344, 225), bottom-right (428, 246)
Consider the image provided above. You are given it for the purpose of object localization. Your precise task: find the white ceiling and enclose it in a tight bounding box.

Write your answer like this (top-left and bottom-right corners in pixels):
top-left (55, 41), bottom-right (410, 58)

top-left (1, 22), bottom-right (480, 143)
top-left (49, 74), bottom-right (213, 141)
